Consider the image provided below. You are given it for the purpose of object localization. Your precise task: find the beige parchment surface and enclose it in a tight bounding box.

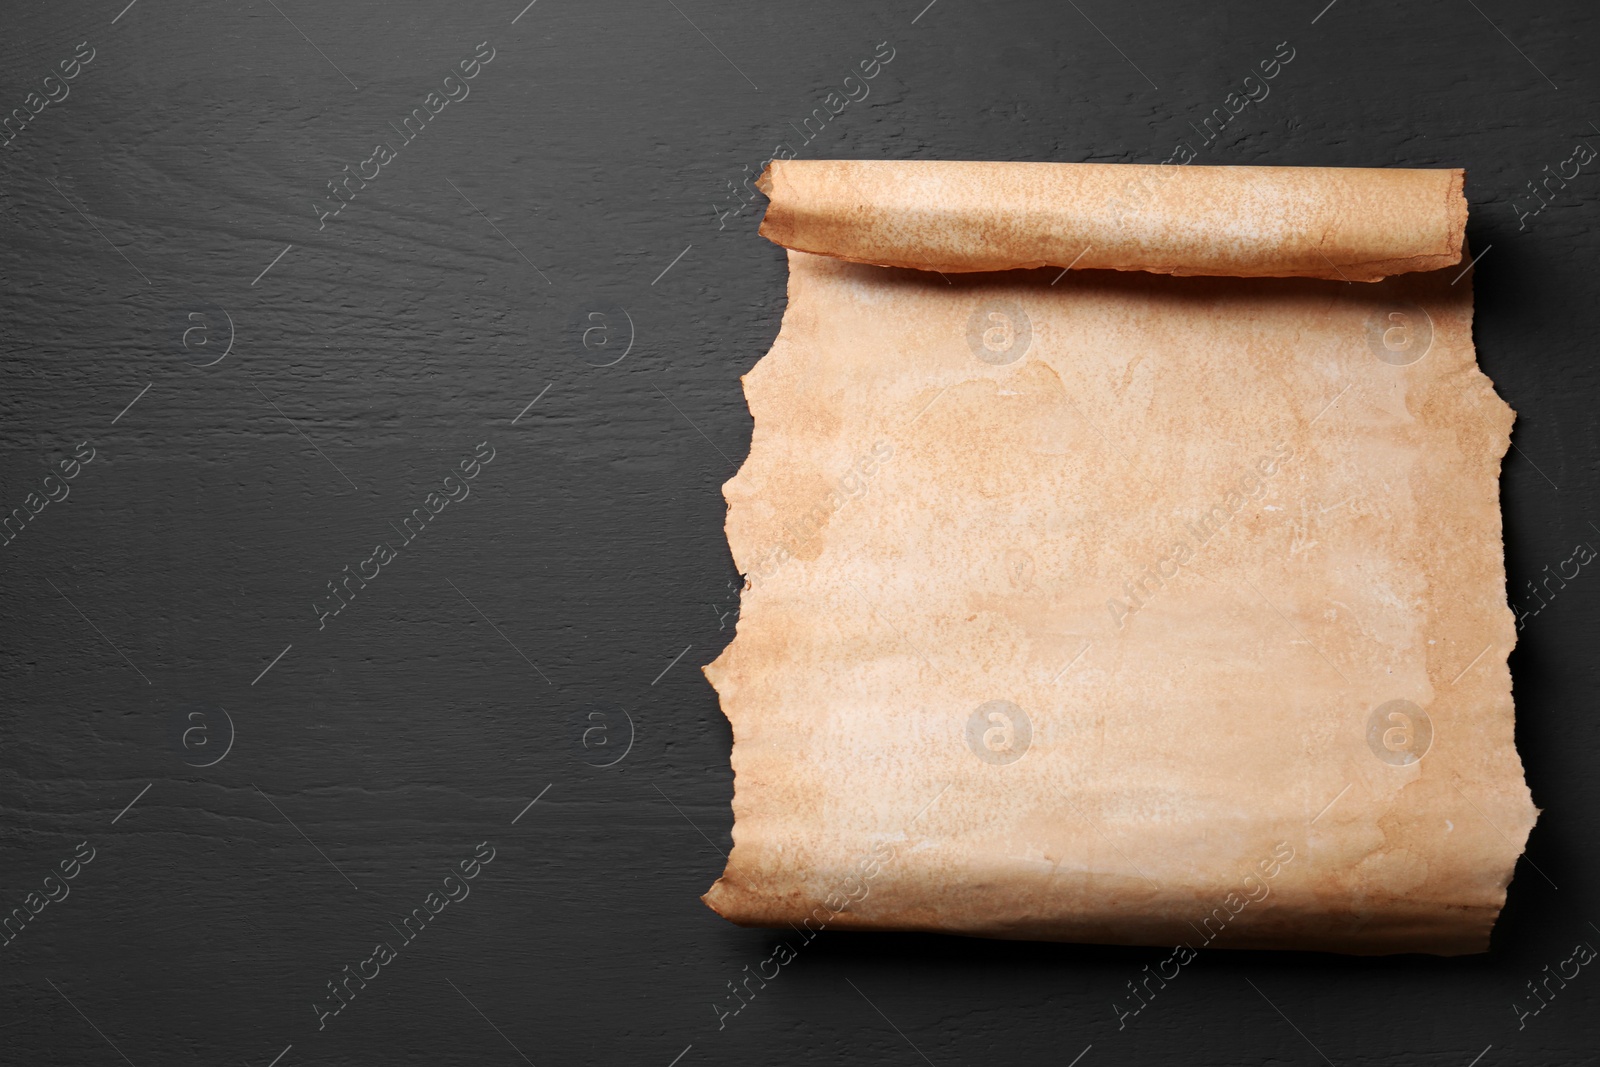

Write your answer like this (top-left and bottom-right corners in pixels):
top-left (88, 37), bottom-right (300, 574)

top-left (704, 162), bottom-right (1537, 955)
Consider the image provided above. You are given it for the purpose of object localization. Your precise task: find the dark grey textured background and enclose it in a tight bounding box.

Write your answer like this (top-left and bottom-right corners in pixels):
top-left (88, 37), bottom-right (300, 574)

top-left (2, 1), bottom-right (1597, 1064)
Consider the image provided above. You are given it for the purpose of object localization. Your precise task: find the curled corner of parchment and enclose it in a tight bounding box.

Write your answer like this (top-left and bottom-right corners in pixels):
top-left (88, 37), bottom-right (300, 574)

top-left (706, 160), bottom-right (1536, 955)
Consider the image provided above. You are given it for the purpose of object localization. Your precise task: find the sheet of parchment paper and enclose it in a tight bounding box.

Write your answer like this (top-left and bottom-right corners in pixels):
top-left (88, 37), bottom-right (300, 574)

top-left (704, 160), bottom-right (1537, 955)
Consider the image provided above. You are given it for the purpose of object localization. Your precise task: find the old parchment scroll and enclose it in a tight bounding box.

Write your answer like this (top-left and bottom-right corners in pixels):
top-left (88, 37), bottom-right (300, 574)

top-left (703, 160), bottom-right (1536, 955)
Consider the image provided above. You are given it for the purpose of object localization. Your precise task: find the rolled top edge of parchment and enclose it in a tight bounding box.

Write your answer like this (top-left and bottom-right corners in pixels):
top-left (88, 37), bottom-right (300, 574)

top-left (755, 160), bottom-right (1467, 282)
